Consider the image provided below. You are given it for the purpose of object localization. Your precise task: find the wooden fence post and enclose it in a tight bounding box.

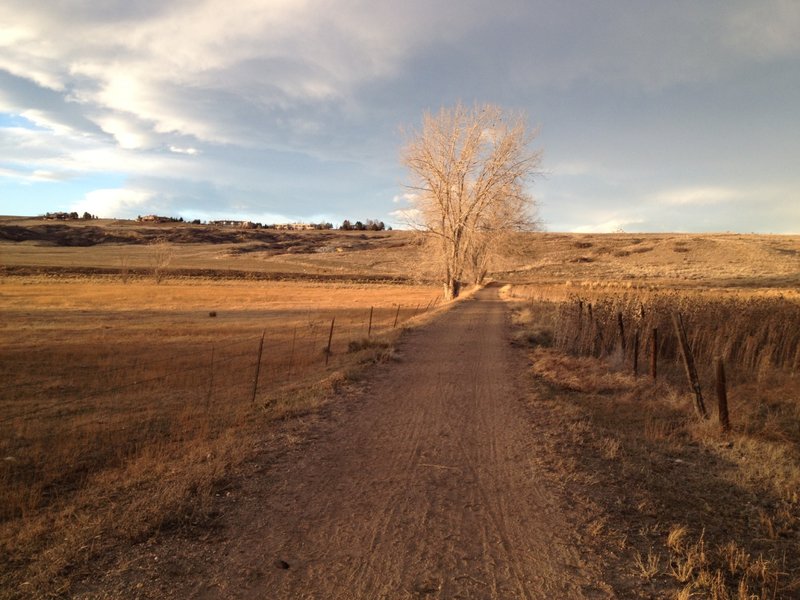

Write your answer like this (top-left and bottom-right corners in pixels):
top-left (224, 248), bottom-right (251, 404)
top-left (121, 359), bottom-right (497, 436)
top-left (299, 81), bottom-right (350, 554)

top-left (672, 312), bottom-right (708, 419)
top-left (716, 358), bottom-right (731, 432)
top-left (207, 344), bottom-right (215, 407)
top-left (325, 317), bottom-right (335, 366)
top-left (251, 330), bottom-right (265, 403)
top-left (367, 306), bottom-right (374, 337)
top-left (288, 325), bottom-right (297, 375)
top-left (633, 329), bottom-right (640, 376)
top-left (651, 327), bottom-right (658, 381)
top-left (393, 304), bottom-right (401, 328)
top-left (617, 312), bottom-right (626, 353)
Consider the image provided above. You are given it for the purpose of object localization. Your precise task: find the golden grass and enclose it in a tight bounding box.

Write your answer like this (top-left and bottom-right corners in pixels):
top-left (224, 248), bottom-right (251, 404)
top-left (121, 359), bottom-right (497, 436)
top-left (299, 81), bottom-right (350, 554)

top-left (0, 220), bottom-right (433, 279)
top-left (499, 232), bottom-right (800, 292)
top-left (509, 291), bottom-right (800, 598)
top-left (0, 277), bottom-right (439, 597)
top-left (3, 222), bottom-right (799, 597)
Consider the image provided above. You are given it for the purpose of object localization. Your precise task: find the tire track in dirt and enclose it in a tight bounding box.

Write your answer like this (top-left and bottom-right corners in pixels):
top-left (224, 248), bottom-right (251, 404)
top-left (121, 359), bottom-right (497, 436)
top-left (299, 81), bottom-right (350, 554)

top-left (99, 284), bottom-right (614, 599)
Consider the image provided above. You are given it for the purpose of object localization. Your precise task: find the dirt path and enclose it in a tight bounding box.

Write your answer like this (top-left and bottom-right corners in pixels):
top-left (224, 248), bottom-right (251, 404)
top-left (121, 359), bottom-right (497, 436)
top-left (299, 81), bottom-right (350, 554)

top-left (84, 285), bottom-right (614, 599)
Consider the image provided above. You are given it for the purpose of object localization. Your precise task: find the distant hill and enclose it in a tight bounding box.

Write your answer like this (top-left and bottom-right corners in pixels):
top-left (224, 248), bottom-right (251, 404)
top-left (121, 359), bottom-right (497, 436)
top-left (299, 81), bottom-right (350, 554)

top-left (1, 216), bottom-right (797, 291)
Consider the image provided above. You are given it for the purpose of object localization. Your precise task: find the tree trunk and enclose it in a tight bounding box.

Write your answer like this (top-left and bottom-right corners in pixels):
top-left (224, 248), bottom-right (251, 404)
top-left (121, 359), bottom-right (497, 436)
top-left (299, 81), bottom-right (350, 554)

top-left (444, 279), bottom-right (461, 300)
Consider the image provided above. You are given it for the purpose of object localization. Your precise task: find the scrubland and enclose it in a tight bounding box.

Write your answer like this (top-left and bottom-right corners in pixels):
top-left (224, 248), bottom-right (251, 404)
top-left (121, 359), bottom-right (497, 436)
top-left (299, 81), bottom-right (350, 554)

top-left (1, 217), bottom-right (798, 598)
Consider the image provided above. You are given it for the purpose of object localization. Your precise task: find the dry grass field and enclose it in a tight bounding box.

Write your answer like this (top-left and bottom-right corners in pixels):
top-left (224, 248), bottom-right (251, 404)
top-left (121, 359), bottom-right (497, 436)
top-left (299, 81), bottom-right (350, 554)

top-left (0, 216), bottom-right (434, 280)
top-left (1, 216), bottom-right (798, 598)
top-left (0, 228), bottom-right (440, 596)
top-left (501, 232), bottom-right (800, 598)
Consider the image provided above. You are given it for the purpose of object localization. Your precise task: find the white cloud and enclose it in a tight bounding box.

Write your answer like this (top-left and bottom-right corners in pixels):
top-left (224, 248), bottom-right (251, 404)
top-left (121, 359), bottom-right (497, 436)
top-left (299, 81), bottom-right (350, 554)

top-left (95, 116), bottom-right (153, 150)
top-left (651, 186), bottom-right (739, 206)
top-left (389, 207), bottom-right (421, 226)
top-left (392, 192), bottom-right (418, 204)
top-left (71, 188), bottom-right (154, 218)
top-left (19, 109), bottom-right (73, 135)
top-left (573, 218), bottom-right (644, 234)
top-left (168, 145), bottom-right (198, 155)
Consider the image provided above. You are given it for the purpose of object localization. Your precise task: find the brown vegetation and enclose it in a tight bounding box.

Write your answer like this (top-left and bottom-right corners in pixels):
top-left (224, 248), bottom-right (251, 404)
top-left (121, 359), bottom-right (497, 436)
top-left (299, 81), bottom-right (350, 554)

top-left (1, 217), bottom-right (798, 598)
top-left (505, 283), bottom-right (800, 598)
top-left (0, 278), bottom-right (438, 596)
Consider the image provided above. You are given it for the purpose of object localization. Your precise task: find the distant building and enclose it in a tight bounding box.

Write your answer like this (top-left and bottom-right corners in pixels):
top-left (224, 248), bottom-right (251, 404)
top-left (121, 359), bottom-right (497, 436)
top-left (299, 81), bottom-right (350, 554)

top-left (274, 223), bottom-right (316, 231)
top-left (138, 215), bottom-right (169, 223)
top-left (210, 220), bottom-right (256, 229)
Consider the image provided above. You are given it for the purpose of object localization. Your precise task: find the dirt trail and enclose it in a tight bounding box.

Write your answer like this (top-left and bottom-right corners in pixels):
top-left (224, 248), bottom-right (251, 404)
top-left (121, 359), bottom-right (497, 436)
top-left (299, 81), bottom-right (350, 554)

top-left (88, 285), bottom-right (613, 598)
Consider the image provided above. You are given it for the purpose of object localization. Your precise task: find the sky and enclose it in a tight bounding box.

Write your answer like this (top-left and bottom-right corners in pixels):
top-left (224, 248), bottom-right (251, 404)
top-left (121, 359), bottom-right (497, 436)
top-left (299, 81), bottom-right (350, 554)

top-left (0, 0), bottom-right (798, 233)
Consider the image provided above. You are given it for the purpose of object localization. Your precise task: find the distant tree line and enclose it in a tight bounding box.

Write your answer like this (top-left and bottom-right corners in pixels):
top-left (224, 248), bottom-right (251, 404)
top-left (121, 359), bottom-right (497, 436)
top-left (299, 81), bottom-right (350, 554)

top-left (339, 219), bottom-right (386, 231)
top-left (137, 215), bottom-right (185, 223)
top-left (40, 212), bottom-right (391, 233)
top-left (42, 211), bottom-right (98, 220)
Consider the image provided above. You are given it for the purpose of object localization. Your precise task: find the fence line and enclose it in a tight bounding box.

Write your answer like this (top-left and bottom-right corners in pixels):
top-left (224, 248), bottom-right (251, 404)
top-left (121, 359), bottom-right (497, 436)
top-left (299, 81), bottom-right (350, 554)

top-left (543, 291), bottom-right (800, 430)
top-left (2, 296), bottom-right (445, 418)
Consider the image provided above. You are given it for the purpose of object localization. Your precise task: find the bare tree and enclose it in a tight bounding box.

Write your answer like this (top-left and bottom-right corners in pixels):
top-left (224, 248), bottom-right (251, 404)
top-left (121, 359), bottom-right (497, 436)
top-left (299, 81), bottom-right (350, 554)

top-left (150, 238), bottom-right (173, 284)
top-left (401, 103), bottom-right (541, 299)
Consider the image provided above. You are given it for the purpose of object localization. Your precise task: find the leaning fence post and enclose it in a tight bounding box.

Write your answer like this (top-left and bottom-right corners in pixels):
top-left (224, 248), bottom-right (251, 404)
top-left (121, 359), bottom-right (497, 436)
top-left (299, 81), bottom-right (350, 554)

top-left (251, 330), bottom-right (265, 403)
top-left (393, 304), bottom-right (401, 328)
top-left (716, 357), bottom-right (731, 432)
top-left (672, 312), bottom-right (708, 419)
top-left (651, 327), bottom-right (658, 380)
top-left (325, 317), bottom-right (335, 366)
top-left (367, 306), bottom-right (374, 337)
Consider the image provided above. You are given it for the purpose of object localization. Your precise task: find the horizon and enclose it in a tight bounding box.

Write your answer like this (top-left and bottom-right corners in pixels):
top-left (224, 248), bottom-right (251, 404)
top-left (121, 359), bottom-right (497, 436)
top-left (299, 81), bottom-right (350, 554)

top-left (3, 212), bottom-right (796, 236)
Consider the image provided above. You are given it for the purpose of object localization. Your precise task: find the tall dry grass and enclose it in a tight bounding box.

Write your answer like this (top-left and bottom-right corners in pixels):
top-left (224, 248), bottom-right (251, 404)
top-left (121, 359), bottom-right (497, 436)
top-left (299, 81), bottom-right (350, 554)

top-left (505, 284), bottom-right (800, 597)
top-left (0, 279), bottom-right (439, 597)
top-left (552, 293), bottom-right (800, 383)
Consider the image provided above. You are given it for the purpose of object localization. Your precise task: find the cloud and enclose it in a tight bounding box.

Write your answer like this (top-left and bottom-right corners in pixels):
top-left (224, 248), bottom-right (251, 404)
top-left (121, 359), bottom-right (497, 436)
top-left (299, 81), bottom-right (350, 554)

top-left (725, 1), bottom-right (800, 59)
top-left (389, 207), bottom-right (421, 227)
top-left (392, 192), bottom-right (418, 204)
top-left (0, 1), bottom-right (798, 232)
top-left (71, 188), bottom-right (154, 218)
top-left (572, 218), bottom-right (644, 234)
top-left (651, 186), bottom-right (740, 206)
top-left (95, 116), bottom-right (155, 150)
top-left (168, 145), bottom-right (198, 155)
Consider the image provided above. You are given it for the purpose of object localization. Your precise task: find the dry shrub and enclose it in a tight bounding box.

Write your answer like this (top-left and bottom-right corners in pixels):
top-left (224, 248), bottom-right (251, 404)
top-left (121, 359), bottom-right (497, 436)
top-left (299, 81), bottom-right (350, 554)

top-left (529, 347), bottom-right (638, 394)
top-left (509, 289), bottom-right (800, 598)
top-left (666, 527), bottom-right (786, 600)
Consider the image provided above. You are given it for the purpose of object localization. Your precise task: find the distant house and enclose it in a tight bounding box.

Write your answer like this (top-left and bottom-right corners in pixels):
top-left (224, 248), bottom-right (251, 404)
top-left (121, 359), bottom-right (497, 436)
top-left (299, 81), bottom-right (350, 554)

top-left (210, 220), bottom-right (256, 229)
top-left (274, 223), bottom-right (316, 231)
top-left (139, 215), bottom-right (166, 223)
